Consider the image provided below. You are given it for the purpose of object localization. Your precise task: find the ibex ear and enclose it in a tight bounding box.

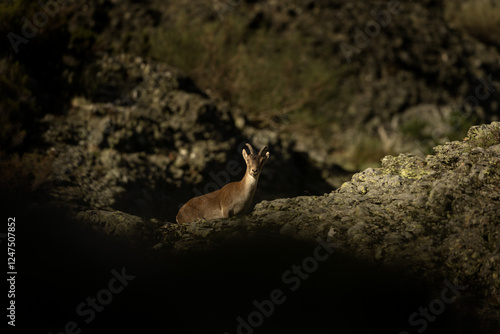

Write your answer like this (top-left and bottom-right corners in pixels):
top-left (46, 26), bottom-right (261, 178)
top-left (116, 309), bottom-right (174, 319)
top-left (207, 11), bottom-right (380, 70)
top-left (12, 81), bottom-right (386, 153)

top-left (242, 149), bottom-right (248, 160)
top-left (261, 151), bottom-right (270, 164)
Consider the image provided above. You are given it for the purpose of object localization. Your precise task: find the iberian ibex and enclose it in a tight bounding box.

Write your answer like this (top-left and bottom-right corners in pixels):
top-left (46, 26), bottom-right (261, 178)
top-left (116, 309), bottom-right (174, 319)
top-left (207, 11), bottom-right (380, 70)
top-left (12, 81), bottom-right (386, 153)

top-left (176, 144), bottom-right (270, 224)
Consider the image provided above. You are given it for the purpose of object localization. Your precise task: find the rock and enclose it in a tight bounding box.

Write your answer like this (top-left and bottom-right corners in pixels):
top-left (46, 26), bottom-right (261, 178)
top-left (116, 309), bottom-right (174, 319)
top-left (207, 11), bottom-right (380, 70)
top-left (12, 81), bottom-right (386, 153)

top-left (75, 209), bottom-right (147, 242)
top-left (280, 223), bottom-right (296, 237)
top-left (157, 122), bottom-right (500, 330)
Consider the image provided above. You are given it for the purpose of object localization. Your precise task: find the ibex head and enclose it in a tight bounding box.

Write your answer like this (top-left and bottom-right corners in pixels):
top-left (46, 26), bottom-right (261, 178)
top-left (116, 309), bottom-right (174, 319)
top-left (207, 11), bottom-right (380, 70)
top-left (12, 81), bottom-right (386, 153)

top-left (242, 143), bottom-right (270, 178)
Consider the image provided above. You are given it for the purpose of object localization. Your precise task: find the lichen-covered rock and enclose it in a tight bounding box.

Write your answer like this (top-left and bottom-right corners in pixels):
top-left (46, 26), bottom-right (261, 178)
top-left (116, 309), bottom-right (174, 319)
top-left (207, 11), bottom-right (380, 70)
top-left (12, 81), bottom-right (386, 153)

top-left (160, 122), bottom-right (500, 329)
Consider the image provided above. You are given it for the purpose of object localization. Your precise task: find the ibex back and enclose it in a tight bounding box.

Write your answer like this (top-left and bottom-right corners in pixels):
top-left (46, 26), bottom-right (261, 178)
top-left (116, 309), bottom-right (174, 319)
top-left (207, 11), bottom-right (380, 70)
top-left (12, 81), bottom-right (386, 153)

top-left (176, 144), bottom-right (270, 224)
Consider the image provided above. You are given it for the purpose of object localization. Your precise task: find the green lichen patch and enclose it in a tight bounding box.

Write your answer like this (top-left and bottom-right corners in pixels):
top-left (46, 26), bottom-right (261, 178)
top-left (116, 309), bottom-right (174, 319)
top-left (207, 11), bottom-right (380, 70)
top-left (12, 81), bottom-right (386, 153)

top-left (380, 154), bottom-right (432, 179)
top-left (466, 122), bottom-right (500, 149)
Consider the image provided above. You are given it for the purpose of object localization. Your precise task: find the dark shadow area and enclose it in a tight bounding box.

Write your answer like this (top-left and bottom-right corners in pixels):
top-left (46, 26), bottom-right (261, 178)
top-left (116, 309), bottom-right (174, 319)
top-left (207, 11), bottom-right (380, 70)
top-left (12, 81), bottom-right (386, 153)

top-left (111, 181), bottom-right (181, 221)
top-left (292, 151), bottom-right (354, 196)
top-left (10, 194), bottom-right (489, 334)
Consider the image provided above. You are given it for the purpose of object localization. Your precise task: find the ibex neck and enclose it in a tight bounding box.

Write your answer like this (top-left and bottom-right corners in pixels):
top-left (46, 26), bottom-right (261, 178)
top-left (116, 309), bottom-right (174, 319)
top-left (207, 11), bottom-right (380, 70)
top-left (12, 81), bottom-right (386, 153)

top-left (241, 171), bottom-right (258, 192)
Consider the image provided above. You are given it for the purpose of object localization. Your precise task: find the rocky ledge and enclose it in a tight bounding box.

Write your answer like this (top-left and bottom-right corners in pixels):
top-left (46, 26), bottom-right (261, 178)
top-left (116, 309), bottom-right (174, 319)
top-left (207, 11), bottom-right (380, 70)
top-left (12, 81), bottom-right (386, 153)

top-left (170, 123), bottom-right (500, 258)
top-left (150, 122), bottom-right (499, 330)
top-left (72, 122), bottom-right (500, 331)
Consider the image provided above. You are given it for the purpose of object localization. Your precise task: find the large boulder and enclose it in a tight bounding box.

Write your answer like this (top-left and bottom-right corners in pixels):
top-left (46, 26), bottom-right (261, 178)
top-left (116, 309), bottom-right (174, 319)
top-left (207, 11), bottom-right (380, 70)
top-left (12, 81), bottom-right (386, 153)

top-left (156, 122), bottom-right (500, 332)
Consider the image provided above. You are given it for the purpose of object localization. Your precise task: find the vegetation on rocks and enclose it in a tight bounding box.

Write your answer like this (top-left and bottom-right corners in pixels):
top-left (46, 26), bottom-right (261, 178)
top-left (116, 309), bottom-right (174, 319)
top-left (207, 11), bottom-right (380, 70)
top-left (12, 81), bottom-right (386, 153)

top-left (2, 0), bottom-right (500, 167)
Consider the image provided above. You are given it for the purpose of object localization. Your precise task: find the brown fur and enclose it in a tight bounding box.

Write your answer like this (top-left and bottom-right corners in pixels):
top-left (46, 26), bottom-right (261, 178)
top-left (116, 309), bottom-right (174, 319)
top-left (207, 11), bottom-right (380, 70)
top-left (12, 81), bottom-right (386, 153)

top-left (176, 144), bottom-right (269, 224)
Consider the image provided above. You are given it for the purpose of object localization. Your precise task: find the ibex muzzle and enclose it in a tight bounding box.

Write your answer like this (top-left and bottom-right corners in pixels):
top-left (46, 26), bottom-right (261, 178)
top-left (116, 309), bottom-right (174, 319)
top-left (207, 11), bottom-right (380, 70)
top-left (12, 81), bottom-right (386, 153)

top-left (176, 143), bottom-right (270, 224)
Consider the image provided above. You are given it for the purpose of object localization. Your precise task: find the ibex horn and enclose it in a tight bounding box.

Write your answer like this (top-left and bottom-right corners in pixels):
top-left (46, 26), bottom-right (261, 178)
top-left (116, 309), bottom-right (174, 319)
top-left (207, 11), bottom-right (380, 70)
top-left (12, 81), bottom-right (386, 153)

top-left (258, 145), bottom-right (268, 156)
top-left (245, 143), bottom-right (255, 155)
